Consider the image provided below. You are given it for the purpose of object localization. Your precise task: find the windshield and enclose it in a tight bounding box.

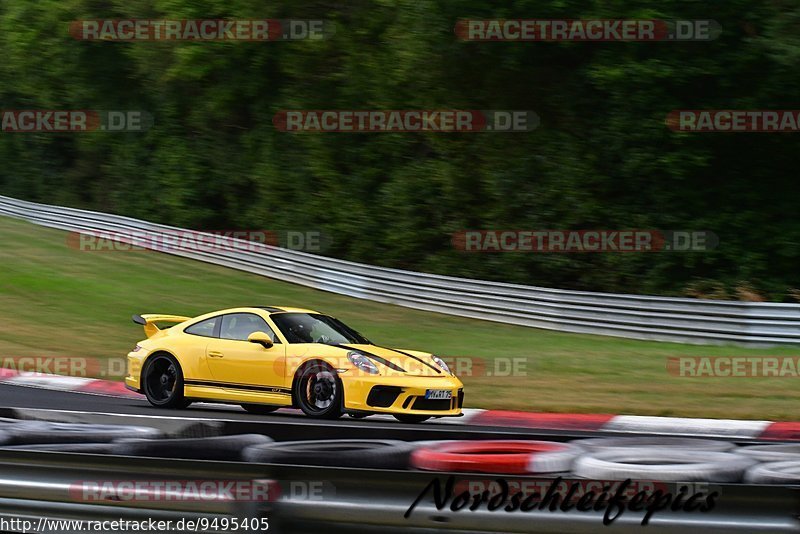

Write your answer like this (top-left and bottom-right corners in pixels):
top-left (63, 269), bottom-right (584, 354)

top-left (270, 313), bottom-right (371, 344)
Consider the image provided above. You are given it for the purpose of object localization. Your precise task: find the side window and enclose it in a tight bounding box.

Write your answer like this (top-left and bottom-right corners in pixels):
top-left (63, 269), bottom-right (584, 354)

top-left (220, 313), bottom-right (279, 343)
top-left (184, 317), bottom-right (218, 338)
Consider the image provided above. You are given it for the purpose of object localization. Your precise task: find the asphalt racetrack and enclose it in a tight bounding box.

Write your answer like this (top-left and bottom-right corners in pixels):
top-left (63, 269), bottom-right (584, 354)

top-left (0, 382), bottom-right (545, 442)
top-left (0, 382), bottom-right (772, 446)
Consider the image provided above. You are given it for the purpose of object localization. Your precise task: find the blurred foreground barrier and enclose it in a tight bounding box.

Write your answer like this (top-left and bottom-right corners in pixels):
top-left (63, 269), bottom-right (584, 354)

top-left (738, 444), bottom-right (800, 462)
top-left (410, 440), bottom-right (580, 474)
top-left (4, 421), bottom-right (161, 444)
top-left (0, 449), bottom-right (797, 533)
top-left (0, 449), bottom-right (275, 532)
top-left (242, 439), bottom-right (414, 469)
top-left (573, 436), bottom-right (736, 452)
top-left (745, 461), bottom-right (800, 484)
top-left (2, 194), bottom-right (800, 345)
top-left (113, 433), bottom-right (273, 461)
top-left (573, 449), bottom-right (756, 483)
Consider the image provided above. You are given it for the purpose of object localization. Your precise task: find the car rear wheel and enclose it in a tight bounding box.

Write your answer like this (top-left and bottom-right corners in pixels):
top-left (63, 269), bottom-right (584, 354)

top-left (241, 404), bottom-right (281, 415)
top-left (142, 354), bottom-right (190, 409)
top-left (294, 362), bottom-right (342, 419)
top-left (393, 414), bottom-right (430, 424)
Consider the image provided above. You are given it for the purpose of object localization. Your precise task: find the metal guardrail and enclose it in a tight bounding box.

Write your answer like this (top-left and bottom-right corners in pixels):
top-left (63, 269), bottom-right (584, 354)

top-left (0, 450), bottom-right (268, 532)
top-left (0, 450), bottom-right (796, 533)
top-left (1, 194), bottom-right (799, 346)
top-left (269, 464), bottom-right (800, 534)
top-left (0, 409), bottom-right (795, 532)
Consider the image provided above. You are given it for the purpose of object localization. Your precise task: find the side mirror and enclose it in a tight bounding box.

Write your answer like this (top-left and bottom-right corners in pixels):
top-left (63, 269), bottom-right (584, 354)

top-left (248, 331), bottom-right (274, 349)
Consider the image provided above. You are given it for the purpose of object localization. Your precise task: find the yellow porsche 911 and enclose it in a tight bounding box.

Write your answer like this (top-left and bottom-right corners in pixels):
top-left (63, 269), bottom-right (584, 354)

top-left (125, 307), bottom-right (463, 423)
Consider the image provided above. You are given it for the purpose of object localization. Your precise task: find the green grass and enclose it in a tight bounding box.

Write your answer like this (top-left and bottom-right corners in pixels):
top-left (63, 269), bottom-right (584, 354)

top-left (1, 216), bottom-right (798, 419)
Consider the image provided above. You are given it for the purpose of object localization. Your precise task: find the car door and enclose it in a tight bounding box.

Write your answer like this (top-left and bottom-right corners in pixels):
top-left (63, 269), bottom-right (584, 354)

top-left (181, 315), bottom-right (220, 377)
top-left (205, 313), bottom-right (285, 389)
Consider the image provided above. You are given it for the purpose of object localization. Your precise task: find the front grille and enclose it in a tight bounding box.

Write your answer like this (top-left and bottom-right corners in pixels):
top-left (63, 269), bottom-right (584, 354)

top-left (367, 386), bottom-right (402, 408)
top-left (411, 397), bottom-right (452, 411)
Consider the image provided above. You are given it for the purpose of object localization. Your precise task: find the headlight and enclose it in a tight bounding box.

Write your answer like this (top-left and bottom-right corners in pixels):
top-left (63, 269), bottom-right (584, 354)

top-left (347, 351), bottom-right (379, 375)
top-left (431, 355), bottom-right (452, 375)
top-left (131, 344), bottom-right (143, 352)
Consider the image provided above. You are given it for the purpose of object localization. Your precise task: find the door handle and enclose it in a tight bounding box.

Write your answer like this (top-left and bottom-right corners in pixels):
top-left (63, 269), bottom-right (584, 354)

top-left (208, 351), bottom-right (224, 358)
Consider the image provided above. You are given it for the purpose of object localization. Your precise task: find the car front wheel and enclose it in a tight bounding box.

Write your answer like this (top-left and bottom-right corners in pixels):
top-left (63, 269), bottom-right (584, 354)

top-left (294, 362), bottom-right (343, 419)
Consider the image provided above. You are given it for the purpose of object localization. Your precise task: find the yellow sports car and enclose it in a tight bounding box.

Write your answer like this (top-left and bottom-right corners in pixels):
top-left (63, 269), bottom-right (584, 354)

top-left (125, 307), bottom-right (463, 423)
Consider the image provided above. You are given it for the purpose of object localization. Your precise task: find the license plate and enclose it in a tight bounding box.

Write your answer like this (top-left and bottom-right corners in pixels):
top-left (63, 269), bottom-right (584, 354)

top-left (425, 389), bottom-right (452, 400)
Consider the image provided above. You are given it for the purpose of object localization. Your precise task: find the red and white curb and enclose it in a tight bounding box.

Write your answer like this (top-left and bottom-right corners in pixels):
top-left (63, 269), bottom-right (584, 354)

top-left (467, 410), bottom-right (800, 441)
top-left (1, 371), bottom-right (797, 440)
top-left (0, 369), bottom-right (137, 397)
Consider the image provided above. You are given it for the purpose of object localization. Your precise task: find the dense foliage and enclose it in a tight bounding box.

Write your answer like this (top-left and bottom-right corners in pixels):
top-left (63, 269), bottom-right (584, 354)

top-left (1, 1), bottom-right (798, 300)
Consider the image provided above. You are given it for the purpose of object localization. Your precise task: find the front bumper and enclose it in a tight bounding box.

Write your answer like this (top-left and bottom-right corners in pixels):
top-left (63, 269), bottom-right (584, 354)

top-left (342, 374), bottom-right (464, 416)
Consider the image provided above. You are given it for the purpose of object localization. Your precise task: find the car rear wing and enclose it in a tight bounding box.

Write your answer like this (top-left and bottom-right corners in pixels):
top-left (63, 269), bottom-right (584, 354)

top-left (132, 314), bottom-right (191, 338)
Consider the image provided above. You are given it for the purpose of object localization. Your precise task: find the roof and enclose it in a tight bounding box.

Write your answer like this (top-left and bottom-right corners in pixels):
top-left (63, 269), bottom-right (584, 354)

top-left (250, 306), bottom-right (321, 314)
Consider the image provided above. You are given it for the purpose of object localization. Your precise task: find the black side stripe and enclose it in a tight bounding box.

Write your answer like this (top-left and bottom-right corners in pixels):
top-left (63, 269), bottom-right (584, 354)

top-left (385, 348), bottom-right (442, 374)
top-left (340, 346), bottom-right (406, 372)
top-left (184, 379), bottom-right (291, 395)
